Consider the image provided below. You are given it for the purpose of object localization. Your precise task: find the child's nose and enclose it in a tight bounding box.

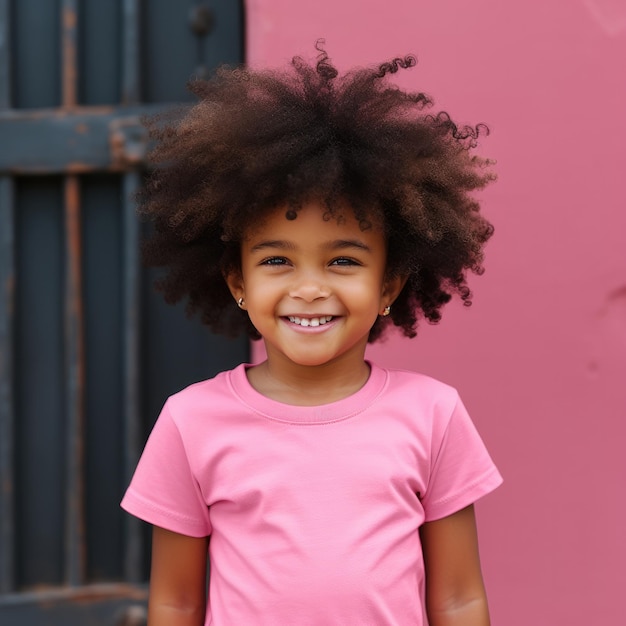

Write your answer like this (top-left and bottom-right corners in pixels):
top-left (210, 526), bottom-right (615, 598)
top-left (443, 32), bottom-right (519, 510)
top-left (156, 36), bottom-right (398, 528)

top-left (288, 271), bottom-right (330, 302)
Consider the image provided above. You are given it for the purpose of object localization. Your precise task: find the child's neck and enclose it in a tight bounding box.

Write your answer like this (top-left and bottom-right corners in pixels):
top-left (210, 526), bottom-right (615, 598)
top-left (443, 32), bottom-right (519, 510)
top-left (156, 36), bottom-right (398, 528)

top-left (246, 356), bottom-right (371, 406)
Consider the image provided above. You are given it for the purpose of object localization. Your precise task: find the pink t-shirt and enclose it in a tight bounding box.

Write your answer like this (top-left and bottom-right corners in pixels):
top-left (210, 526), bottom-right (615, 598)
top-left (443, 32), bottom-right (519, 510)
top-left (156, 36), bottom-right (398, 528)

top-left (121, 362), bottom-right (502, 625)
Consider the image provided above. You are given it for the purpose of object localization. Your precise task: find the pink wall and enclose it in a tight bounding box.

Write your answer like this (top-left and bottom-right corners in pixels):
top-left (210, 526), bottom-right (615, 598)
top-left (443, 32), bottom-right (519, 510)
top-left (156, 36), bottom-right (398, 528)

top-left (245, 1), bottom-right (626, 624)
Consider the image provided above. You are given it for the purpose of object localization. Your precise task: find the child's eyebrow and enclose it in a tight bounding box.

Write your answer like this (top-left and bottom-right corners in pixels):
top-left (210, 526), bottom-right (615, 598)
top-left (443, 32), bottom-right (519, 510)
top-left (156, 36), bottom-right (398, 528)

top-left (324, 239), bottom-right (373, 253)
top-left (249, 239), bottom-right (372, 253)
top-left (249, 240), bottom-right (296, 253)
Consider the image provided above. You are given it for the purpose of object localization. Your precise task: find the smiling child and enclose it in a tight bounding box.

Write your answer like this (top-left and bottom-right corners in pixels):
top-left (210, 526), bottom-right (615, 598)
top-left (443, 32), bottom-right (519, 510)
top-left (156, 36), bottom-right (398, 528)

top-left (121, 43), bottom-right (502, 626)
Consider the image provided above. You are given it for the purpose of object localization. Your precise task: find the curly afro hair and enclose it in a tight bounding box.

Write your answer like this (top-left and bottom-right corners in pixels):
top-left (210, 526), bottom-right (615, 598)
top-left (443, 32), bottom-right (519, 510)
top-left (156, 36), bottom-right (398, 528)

top-left (138, 42), bottom-right (496, 342)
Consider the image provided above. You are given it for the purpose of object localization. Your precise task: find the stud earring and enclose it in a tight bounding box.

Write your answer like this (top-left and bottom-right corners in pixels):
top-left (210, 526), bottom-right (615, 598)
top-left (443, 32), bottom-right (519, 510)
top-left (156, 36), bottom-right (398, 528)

top-left (237, 297), bottom-right (245, 309)
top-left (382, 305), bottom-right (391, 317)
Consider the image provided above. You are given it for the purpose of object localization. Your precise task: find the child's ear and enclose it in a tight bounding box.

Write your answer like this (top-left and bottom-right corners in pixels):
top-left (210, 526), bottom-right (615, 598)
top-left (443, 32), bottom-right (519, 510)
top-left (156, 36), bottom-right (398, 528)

top-left (381, 273), bottom-right (409, 310)
top-left (224, 270), bottom-right (245, 304)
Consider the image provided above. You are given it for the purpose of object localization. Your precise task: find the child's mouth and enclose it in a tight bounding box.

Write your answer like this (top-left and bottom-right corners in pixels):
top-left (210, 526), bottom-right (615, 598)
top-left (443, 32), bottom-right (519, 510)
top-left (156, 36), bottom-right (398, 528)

top-left (286, 316), bottom-right (334, 327)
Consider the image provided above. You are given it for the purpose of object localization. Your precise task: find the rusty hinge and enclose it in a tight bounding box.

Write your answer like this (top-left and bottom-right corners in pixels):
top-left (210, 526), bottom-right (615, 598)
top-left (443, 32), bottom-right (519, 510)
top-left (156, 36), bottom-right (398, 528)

top-left (109, 116), bottom-right (150, 169)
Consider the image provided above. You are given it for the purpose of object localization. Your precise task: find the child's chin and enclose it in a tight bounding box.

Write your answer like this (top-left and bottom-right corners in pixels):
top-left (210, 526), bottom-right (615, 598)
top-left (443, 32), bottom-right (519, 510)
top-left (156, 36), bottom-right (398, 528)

top-left (289, 355), bottom-right (334, 367)
top-left (282, 348), bottom-right (340, 367)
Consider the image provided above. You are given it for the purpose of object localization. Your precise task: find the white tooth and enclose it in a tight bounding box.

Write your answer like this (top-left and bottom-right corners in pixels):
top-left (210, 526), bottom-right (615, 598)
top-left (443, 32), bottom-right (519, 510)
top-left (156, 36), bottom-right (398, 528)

top-left (293, 317), bottom-right (301, 324)
top-left (319, 317), bottom-right (326, 325)
top-left (300, 318), bottom-right (310, 327)
top-left (310, 318), bottom-right (320, 327)
top-left (289, 316), bottom-right (295, 322)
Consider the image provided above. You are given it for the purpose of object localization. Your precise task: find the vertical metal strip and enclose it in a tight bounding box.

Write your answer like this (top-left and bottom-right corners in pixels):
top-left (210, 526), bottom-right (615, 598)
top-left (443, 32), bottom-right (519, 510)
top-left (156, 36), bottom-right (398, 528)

top-left (122, 172), bottom-right (142, 582)
top-left (122, 0), bottom-right (141, 105)
top-left (63, 176), bottom-right (86, 587)
top-left (0, 178), bottom-right (15, 594)
top-left (122, 0), bottom-right (143, 582)
top-left (0, 0), bottom-right (11, 105)
top-left (61, 0), bottom-right (85, 587)
top-left (61, 0), bottom-right (78, 108)
top-left (0, 0), bottom-right (15, 595)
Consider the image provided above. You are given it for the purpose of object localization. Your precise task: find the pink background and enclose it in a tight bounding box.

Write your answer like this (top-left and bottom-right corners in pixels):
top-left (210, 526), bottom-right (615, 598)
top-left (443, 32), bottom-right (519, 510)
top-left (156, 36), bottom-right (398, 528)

top-left (245, 1), bottom-right (626, 624)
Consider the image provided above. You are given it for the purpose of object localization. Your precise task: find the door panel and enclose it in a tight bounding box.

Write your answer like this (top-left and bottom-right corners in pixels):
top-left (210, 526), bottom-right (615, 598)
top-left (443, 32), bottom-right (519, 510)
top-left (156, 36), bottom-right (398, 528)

top-left (0, 1), bottom-right (246, 622)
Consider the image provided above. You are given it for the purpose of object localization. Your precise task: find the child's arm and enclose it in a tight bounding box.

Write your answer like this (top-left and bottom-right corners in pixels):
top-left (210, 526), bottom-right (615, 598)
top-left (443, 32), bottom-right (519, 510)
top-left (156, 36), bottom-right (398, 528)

top-left (420, 504), bottom-right (491, 626)
top-left (148, 526), bottom-right (209, 626)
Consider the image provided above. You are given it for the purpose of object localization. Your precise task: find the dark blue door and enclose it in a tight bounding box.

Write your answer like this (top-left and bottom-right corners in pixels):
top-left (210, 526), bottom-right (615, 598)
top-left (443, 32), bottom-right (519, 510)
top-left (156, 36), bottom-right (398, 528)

top-left (0, 2), bottom-right (246, 623)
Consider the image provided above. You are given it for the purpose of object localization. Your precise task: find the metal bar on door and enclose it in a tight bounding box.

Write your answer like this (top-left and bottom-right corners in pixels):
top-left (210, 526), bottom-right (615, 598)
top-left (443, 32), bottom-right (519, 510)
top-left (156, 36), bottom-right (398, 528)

top-left (0, 177), bottom-right (15, 595)
top-left (0, 0), bottom-right (16, 595)
top-left (63, 174), bottom-right (87, 588)
top-left (122, 0), bottom-right (141, 106)
top-left (0, 0), bottom-right (11, 105)
top-left (61, 0), bottom-right (78, 108)
top-left (61, 0), bottom-right (86, 587)
top-left (0, 105), bottom-right (162, 174)
top-left (121, 0), bottom-right (143, 583)
top-left (122, 172), bottom-right (142, 583)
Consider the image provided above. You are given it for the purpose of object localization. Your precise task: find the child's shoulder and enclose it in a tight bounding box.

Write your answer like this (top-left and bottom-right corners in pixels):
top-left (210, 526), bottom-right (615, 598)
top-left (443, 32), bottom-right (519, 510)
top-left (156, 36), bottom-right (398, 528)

top-left (374, 364), bottom-right (474, 434)
top-left (377, 362), bottom-right (457, 394)
top-left (164, 363), bottom-right (245, 414)
top-left (372, 361), bottom-right (461, 410)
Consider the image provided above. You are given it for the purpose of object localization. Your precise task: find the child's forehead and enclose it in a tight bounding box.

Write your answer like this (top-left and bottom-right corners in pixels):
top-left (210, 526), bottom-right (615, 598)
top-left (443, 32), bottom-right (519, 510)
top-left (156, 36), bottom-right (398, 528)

top-left (241, 201), bottom-right (383, 240)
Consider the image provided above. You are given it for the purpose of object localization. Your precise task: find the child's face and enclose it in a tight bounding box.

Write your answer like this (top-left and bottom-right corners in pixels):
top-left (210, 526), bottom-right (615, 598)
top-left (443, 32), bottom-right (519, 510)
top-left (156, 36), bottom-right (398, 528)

top-left (227, 201), bottom-right (403, 372)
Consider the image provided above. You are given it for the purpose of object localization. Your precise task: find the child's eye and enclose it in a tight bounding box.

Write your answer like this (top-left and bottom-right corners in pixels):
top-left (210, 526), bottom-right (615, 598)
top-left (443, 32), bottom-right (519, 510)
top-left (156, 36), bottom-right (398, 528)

top-left (260, 256), bottom-right (288, 266)
top-left (330, 257), bottom-right (360, 267)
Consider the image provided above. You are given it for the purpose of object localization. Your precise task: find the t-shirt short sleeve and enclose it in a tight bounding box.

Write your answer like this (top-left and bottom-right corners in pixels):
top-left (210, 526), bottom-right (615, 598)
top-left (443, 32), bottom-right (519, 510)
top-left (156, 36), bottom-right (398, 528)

top-left (420, 393), bottom-right (502, 522)
top-left (121, 400), bottom-right (212, 537)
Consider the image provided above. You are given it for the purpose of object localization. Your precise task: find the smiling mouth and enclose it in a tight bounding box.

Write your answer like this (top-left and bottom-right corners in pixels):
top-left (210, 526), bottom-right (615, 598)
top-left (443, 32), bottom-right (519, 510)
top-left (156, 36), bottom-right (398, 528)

top-left (287, 316), bottom-right (334, 327)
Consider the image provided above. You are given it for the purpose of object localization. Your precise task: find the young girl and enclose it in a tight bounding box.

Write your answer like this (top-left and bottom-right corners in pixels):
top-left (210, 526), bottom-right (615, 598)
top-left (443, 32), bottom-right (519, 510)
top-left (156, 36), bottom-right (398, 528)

top-left (122, 44), bottom-right (502, 626)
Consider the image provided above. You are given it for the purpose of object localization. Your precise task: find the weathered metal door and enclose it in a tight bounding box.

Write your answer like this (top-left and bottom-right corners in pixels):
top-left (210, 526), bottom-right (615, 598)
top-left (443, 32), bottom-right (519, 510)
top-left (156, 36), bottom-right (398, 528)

top-left (0, 1), bottom-right (246, 623)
